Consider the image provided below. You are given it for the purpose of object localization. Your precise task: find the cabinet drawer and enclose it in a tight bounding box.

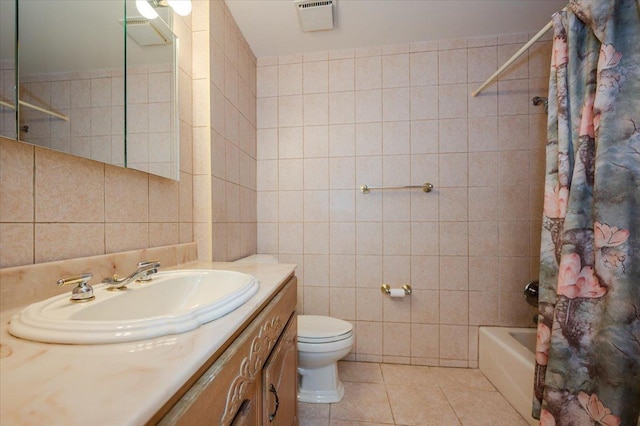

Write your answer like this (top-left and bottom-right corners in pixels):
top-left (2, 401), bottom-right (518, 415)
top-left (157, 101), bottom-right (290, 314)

top-left (158, 276), bottom-right (297, 426)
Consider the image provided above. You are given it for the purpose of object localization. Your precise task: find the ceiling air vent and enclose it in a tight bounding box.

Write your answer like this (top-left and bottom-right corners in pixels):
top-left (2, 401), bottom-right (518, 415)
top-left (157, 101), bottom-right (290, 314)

top-left (294, 0), bottom-right (334, 32)
top-left (119, 16), bottom-right (172, 46)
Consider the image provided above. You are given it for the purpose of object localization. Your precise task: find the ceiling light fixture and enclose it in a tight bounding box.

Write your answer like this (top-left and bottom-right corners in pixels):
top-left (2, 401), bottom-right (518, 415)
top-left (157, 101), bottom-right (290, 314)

top-left (135, 0), bottom-right (192, 19)
top-left (136, 0), bottom-right (158, 19)
top-left (167, 0), bottom-right (192, 16)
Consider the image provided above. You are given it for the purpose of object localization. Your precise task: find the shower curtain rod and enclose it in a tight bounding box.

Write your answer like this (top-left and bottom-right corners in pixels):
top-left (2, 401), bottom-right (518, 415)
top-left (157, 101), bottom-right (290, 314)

top-left (471, 6), bottom-right (567, 97)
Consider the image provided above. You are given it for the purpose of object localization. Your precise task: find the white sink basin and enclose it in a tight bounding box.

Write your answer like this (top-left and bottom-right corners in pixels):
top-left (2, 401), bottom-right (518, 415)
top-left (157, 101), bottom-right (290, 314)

top-left (8, 269), bottom-right (259, 344)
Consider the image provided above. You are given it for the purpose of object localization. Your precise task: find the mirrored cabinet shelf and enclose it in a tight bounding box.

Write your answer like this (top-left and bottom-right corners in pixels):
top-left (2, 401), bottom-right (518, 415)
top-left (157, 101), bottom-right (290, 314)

top-left (0, 0), bottom-right (179, 181)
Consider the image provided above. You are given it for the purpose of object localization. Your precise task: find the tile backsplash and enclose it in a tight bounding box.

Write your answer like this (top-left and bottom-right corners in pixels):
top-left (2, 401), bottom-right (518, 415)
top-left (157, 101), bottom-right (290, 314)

top-left (0, 243), bottom-right (197, 312)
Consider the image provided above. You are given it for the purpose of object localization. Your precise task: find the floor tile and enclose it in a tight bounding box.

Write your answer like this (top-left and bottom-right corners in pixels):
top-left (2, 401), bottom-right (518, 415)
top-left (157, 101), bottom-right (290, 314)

top-left (299, 417), bottom-right (330, 425)
top-left (443, 388), bottom-right (527, 426)
top-left (386, 383), bottom-right (461, 426)
top-left (299, 401), bottom-right (331, 419)
top-left (429, 367), bottom-right (496, 392)
top-left (338, 360), bottom-right (384, 383)
top-left (329, 382), bottom-right (395, 424)
top-left (380, 363), bottom-right (433, 385)
top-left (297, 362), bottom-right (528, 426)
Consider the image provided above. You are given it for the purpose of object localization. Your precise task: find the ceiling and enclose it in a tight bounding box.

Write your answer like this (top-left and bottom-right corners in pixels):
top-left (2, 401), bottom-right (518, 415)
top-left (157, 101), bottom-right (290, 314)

top-left (225, 0), bottom-right (567, 58)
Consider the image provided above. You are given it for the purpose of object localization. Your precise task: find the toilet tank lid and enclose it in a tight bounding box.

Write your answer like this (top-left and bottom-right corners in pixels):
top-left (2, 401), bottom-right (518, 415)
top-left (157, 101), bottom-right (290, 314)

top-left (298, 315), bottom-right (353, 339)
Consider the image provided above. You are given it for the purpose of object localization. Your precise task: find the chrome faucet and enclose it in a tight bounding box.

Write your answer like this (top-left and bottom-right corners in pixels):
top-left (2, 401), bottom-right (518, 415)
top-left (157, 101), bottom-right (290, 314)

top-left (58, 273), bottom-right (95, 303)
top-left (524, 280), bottom-right (539, 307)
top-left (103, 260), bottom-right (161, 291)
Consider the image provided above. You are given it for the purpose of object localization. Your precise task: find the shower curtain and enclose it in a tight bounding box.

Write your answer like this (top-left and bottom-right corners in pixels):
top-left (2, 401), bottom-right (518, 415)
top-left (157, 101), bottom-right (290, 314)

top-left (533, 1), bottom-right (640, 425)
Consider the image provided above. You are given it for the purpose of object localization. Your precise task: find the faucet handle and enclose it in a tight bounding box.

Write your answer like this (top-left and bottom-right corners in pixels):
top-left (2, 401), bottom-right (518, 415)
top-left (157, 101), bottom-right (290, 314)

top-left (57, 273), bottom-right (95, 303)
top-left (136, 260), bottom-right (160, 282)
top-left (57, 273), bottom-right (93, 287)
top-left (524, 280), bottom-right (539, 307)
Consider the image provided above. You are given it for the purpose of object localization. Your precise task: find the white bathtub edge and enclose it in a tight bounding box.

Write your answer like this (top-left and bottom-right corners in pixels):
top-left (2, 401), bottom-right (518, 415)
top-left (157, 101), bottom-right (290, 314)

top-left (479, 327), bottom-right (537, 426)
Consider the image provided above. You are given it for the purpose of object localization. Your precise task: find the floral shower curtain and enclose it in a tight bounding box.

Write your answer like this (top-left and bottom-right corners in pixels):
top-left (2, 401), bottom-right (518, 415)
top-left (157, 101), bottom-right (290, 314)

top-left (533, 1), bottom-right (640, 425)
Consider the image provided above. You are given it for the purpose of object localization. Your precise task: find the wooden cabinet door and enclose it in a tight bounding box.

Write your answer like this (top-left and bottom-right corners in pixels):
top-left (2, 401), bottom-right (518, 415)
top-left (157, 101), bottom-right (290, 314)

top-left (262, 314), bottom-right (297, 425)
top-left (230, 380), bottom-right (260, 426)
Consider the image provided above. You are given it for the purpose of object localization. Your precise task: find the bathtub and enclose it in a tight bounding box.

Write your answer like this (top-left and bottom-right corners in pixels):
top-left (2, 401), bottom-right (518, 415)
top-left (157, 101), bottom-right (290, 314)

top-left (479, 327), bottom-right (537, 425)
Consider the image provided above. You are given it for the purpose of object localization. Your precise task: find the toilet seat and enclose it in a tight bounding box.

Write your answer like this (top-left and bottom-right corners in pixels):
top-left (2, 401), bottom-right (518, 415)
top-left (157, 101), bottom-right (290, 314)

top-left (298, 331), bottom-right (352, 344)
top-left (298, 315), bottom-right (353, 344)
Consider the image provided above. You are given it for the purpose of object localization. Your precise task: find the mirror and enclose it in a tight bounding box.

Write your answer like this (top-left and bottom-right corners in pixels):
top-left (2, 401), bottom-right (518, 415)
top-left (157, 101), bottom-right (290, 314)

top-left (5, 0), bottom-right (178, 180)
top-left (124, 0), bottom-right (179, 179)
top-left (0, 0), bottom-right (17, 140)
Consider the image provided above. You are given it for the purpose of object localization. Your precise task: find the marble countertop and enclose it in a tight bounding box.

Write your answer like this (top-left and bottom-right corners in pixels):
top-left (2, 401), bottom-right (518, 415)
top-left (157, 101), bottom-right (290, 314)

top-left (0, 261), bottom-right (296, 426)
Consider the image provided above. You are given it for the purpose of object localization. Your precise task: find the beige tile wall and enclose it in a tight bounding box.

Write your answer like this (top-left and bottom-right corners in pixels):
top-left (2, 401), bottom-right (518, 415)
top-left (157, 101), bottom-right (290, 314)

top-left (0, 1), bottom-right (258, 274)
top-left (0, 129), bottom-right (189, 266)
top-left (256, 33), bottom-right (552, 367)
top-left (192, 0), bottom-right (258, 262)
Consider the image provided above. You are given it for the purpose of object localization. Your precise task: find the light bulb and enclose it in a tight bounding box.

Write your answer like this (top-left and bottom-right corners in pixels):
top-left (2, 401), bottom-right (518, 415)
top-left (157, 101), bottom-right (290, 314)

top-left (136, 0), bottom-right (159, 19)
top-left (167, 0), bottom-right (192, 16)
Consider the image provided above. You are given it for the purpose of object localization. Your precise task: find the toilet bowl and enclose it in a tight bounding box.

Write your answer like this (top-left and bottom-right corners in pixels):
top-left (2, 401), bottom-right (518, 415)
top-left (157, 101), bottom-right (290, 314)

top-left (297, 315), bottom-right (354, 404)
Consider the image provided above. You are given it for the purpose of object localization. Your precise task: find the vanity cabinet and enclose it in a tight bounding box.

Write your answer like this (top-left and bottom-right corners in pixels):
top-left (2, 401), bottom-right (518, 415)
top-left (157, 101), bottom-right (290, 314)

top-left (229, 381), bottom-right (259, 425)
top-left (155, 275), bottom-right (298, 426)
top-left (263, 314), bottom-right (297, 425)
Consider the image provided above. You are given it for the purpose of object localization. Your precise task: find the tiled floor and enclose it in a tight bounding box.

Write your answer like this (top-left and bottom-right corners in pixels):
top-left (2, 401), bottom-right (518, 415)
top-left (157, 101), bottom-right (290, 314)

top-left (298, 361), bottom-right (529, 426)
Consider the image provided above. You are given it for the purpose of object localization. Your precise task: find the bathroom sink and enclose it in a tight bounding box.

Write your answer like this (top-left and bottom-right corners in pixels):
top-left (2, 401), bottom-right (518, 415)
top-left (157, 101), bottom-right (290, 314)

top-left (8, 269), bottom-right (260, 344)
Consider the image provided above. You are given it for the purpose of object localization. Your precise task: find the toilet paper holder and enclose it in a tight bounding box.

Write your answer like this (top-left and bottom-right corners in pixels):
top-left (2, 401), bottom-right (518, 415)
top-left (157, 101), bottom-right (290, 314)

top-left (381, 284), bottom-right (412, 296)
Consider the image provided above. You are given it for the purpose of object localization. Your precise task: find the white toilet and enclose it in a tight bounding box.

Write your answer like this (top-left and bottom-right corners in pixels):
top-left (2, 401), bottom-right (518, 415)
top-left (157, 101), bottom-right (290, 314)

top-left (232, 256), bottom-right (354, 404)
top-left (297, 315), bottom-right (354, 404)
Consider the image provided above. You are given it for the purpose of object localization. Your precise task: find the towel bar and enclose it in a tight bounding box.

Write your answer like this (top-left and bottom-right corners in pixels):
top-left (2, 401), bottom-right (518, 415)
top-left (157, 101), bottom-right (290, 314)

top-left (360, 183), bottom-right (433, 194)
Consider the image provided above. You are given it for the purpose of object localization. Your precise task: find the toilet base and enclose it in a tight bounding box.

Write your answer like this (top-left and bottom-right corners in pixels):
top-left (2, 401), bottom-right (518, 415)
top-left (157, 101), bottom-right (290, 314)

top-left (297, 380), bottom-right (345, 404)
top-left (297, 362), bottom-right (346, 403)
